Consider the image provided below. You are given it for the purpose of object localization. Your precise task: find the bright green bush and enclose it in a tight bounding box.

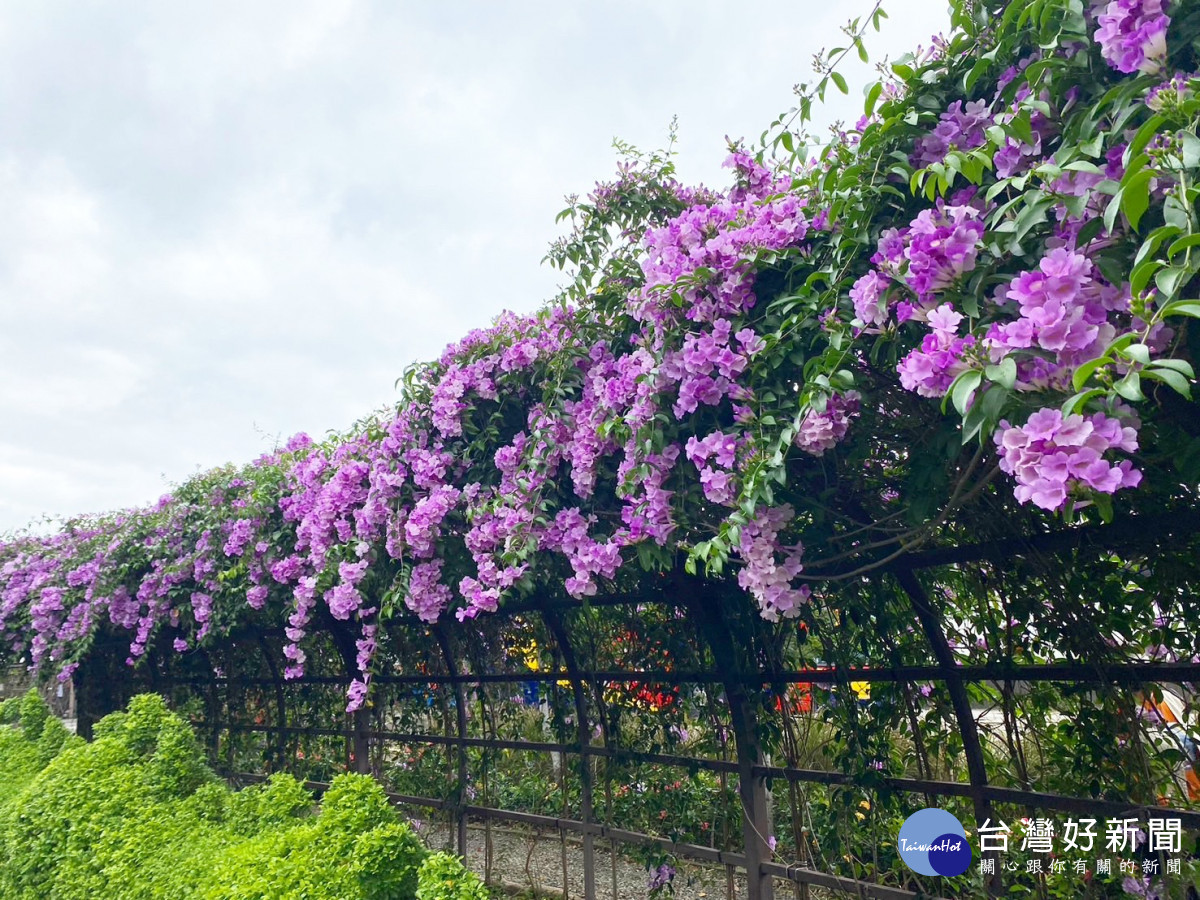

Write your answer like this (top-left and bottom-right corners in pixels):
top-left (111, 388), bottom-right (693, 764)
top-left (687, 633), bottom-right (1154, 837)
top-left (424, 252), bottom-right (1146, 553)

top-left (200, 773), bottom-right (427, 900)
top-left (0, 693), bottom-right (446, 900)
top-left (225, 771), bottom-right (313, 835)
top-left (416, 853), bottom-right (490, 900)
top-left (0, 689), bottom-right (80, 809)
top-left (0, 693), bottom-right (216, 898)
top-left (354, 823), bottom-right (429, 900)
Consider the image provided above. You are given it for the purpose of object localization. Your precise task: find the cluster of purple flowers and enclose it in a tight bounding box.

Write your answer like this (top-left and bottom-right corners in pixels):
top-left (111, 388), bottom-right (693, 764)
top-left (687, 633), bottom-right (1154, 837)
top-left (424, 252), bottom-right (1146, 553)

top-left (1146, 71), bottom-right (1194, 110)
top-left (685, 430), bottom-right (741, 506)
top-left (795, 392), bottom-right (862, 456)
top-left (852, 198), bottom-right (987, 332)
top-left (912, 100), bottom-right (991, 167)
top-left (736, 505), bottom-right (810, 622)
top-left (898, 304), bottom-right (976, 398)
top-left (986, 248), bottom-right (1128, 370)
top-left (635, 152), bottom-right (810, 328)
top-left (994, 408), bottom-right (1142, 510)
top-left (1094, 0), bottom-right (1171, 75)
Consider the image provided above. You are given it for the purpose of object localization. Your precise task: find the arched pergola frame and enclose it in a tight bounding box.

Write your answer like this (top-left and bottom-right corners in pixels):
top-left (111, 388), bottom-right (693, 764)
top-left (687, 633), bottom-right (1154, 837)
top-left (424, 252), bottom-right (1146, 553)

top-left (68, 507), bottom-right (1200, 900)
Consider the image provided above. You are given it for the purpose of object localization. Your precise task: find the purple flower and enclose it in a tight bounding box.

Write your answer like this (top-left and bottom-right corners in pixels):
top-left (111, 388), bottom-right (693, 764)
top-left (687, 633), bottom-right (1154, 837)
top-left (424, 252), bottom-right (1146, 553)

top-left (795, 391), bottom-right (861, 456)
top-left (912, 99), bottom-right (992, 166)
top-left (648, 863), bottom-right (676, 891)
top-left (850, 270), bottom-right (891, 328)
top-left (222, 519), bottom-right (255, 557)
top-left (736, 505), bottom-right (809, 621)
top-left (246, 585), bottom-right (268, 609)
top-left (407, 560), bottom-right (452, 622)
top-left (1095, 0), bottom-right (1170, 75)
top-left (898, 331), bottom-right (975, 398)
top-left (346, 678), bottom-right (370, 712)
top-left (995, 409), bottom-right (1142, 510)
top-left (986, 248), bottom-right (1124, 368)
top-left (903, 204), bottom-right (986, 300)
top-left (325, 582), bottom-right (361, 621)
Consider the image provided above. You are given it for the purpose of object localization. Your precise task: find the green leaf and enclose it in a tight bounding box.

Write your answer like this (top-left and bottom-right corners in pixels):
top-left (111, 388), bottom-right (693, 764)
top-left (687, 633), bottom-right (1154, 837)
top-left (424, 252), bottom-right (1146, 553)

top-left (1072, 356), bottom-right (1108, 392)
top-left (1010, 193), bottom-right (1054, 248)
top-left (1182, 132), bottom-right (1200, 168)
top-left (961, 290), bottom-right (980, 318)
top-left (1120, 343), bottom-right (1151, 365)
top-left (864, 82), bottom-right (883, 116)
top-left (1113, 371), bottom-right (1144, 401)
top-left (1161, 299), bottom-right (1200, 318)
top-left (1148, 358), bottom-right (1195, 377)
top-left (1078, 133), bottom-right (1105, 158)
top-left (1133, 225), bottom-right (1183, 266)
top-left (1009, 110), bottom-right (1035, 146)
top-left (1155, 266), bottom-right (1191, 299)
top-left (1141, 367), bottom-right (1192, 398)
top-left (1127, 113), bottom-right (1167, 160)
top-left (1163, 193), bottom-right (1192, 230)
top-left (1120, 169), bottom-right (1154, 232)
top-left (948, 370), bottom-right (983, 418)
top-left (1130, 259), bottom-right (1163, 298)
top-left (984, 357), bottom-right (1017, 390)
top-left (1063, 388), bottom-right (1106, 415)
top-left (1103, 191), bottom-right (1123, 236)
top-left (1075, 216), bottom-right (1105, 247)
top-left (1167, 234), bottom-right (1200, 259)
top-left (831, 72), bottom-right (849, 95)
top-left (965, 58), bottom-right (992, 94)
top-left (1094, 252), bottom-right (1128, 289)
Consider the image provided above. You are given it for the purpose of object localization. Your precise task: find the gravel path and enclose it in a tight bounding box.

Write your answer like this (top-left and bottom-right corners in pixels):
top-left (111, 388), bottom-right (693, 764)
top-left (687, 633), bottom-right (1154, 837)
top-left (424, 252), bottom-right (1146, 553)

top-left (423, 822), bottom-right (742, 900)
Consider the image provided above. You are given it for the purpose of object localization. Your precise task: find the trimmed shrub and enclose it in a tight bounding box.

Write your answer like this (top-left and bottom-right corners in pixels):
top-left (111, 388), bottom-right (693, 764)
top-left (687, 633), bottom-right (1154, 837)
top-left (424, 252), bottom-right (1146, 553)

top-left (0, 693), bottom-right (440, 900)
top-left (416, 853), bottom-right (490, 900)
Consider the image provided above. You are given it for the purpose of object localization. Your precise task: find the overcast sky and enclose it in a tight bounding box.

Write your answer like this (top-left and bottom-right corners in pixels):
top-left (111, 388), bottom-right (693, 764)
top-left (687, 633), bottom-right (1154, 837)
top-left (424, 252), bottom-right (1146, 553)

top-left (0, 0), bottom-right (948, 533)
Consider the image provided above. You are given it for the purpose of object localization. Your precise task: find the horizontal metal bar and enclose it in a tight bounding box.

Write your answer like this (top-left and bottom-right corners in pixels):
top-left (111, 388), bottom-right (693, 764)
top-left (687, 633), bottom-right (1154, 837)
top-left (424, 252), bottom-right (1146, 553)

top-left (756, 766), bottom-right (1200, 829)
top-left (210, 721), bottom-right (740, 771)
top-left (163, 661), bottom-right (1200, 689)
top-left (978, 785), bottom-right (1200, 829)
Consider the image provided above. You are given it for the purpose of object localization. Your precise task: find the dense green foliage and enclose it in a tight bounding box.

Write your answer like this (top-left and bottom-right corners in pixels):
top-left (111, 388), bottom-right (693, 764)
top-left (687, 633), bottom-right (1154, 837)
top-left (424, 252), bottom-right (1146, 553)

top-left (415, 854), bottom-right (490, 900)
top-left (0, 691), bottom-right (483, 900)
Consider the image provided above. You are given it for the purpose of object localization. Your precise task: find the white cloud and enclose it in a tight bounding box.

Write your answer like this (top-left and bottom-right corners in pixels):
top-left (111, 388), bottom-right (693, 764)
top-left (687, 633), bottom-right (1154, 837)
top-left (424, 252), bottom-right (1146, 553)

top-left (0, 0), bottom-right (948, 532)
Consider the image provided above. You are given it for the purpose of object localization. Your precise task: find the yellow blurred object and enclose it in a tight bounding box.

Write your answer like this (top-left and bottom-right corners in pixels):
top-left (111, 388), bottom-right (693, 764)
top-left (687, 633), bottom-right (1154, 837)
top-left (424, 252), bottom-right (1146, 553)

top-left (850, 681), bottom-right (870, 701)
top-left (511, 639), bottom-right (569, 686)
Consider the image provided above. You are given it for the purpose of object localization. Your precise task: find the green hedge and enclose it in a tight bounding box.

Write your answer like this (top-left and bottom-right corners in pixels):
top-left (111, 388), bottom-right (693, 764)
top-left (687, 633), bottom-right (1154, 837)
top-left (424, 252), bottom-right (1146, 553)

top-left (0, 691), bottom-right (487, 900)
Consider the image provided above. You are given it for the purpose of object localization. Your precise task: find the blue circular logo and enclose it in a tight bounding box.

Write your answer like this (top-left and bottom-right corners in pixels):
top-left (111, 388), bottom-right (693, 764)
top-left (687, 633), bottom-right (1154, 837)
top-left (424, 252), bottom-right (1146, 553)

top-left (897, 809), bottom-right (971, 876)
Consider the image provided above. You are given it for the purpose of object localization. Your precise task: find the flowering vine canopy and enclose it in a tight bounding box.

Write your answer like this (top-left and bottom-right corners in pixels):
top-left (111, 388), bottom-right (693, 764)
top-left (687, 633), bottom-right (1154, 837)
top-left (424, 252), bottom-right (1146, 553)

top-left (3, 0), bottom-right (1200, 712)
